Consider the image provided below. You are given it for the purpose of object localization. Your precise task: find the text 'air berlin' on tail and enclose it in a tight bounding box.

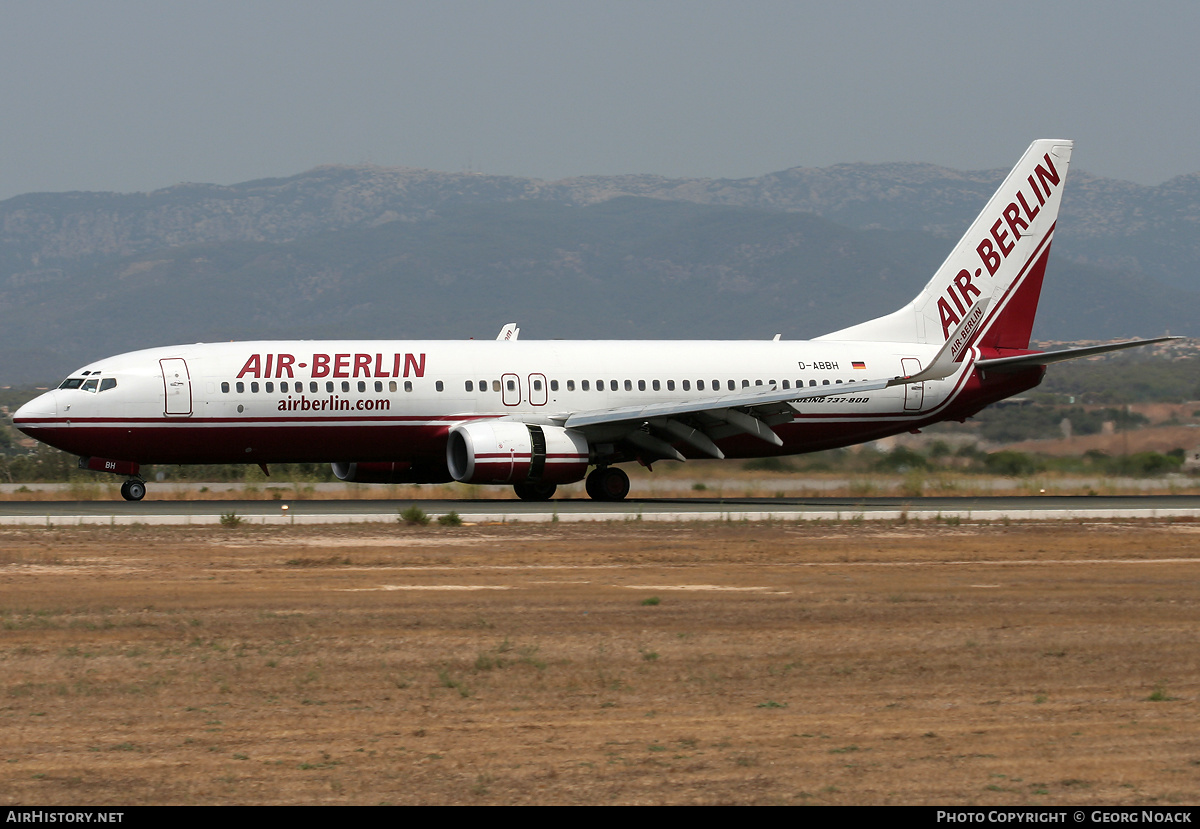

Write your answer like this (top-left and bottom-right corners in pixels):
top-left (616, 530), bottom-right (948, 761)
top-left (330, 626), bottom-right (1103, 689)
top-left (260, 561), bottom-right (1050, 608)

top-left (818, 139), bottom-right (1072, 352)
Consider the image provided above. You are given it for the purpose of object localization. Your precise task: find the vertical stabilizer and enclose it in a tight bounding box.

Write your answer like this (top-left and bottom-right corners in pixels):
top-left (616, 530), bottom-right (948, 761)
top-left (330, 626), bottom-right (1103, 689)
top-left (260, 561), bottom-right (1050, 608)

top-left (818, 139), bottom-right (1073, 347)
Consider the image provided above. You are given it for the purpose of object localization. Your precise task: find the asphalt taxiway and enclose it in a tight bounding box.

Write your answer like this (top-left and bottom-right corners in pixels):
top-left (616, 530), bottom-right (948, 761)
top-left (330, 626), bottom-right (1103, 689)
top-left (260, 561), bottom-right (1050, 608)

top-left (3, 495), bottom-right (1200, 525)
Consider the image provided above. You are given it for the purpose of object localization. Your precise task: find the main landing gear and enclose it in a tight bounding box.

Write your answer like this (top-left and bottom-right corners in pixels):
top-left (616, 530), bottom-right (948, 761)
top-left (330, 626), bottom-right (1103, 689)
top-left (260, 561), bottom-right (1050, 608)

top-left (585, 467), bottom-right (630, 501)
top-left (120, 479), bottom-right (146, 502)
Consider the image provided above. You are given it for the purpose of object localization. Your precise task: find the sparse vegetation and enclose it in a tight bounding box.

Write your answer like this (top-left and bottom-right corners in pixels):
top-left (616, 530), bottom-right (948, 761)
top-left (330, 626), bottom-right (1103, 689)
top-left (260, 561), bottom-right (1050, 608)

top-left (1, 519), bottom-right (1200, 804)
top-left (436, 511), bottom-right (463, 527)
top-left (399, 505), bottom-right (430, 526)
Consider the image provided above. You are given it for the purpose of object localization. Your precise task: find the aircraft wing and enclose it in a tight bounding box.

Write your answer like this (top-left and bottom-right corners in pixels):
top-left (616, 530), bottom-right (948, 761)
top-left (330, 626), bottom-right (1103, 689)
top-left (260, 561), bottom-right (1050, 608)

top-left (557, 370), bottom-right (937, 461)
top-left (546, 300), bottom-right (985, 461)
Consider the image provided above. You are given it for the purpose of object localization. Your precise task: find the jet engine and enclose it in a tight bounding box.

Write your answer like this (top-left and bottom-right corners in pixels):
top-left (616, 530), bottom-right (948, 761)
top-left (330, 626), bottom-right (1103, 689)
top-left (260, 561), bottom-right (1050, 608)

top-left (446, 421), bottom-right (590, 485)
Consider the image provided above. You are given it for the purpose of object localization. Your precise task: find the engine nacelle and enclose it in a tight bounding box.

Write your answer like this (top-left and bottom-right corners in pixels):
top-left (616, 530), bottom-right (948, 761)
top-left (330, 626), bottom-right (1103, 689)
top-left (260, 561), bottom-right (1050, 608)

top-left (331, 461), bottom-right (451, 484)
top-left (446, 421), bottom-right (590, 485)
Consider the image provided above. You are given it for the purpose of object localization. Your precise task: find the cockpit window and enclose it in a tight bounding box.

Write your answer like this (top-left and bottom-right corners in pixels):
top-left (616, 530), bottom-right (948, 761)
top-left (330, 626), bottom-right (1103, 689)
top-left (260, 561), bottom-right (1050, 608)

top-left (81, 378), bottom-right (99, 392)
top-left (59, 378), bottom-right (84, 389)
top-left (99, 378), bottom-right (117, 392)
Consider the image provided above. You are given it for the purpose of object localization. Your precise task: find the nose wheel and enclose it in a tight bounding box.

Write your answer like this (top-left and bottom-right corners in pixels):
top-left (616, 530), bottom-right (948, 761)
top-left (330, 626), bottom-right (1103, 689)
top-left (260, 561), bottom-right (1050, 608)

top-left (120, 479), bottom-right (146, 502)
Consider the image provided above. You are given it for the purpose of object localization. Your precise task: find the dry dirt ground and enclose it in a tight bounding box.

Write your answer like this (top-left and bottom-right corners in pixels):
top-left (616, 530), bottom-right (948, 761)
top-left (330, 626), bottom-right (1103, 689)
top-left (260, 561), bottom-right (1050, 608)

top-left (1, 520), bottom-right (1198, 805)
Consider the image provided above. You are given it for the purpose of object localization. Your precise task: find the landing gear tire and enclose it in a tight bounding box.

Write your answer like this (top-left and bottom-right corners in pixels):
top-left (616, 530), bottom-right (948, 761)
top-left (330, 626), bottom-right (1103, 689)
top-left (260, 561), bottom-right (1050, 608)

top-left (120, 479), bottom-right (146, 502)
top-left (514, 481), bottom-right (557, 501)
top-left (586, 467), bottom-right (630, 501)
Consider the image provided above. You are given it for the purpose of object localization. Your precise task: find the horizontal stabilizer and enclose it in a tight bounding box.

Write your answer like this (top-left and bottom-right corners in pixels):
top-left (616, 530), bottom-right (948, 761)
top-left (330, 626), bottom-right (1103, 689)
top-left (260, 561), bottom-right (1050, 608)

top-left (974, 337), bottom-right (1179, 372)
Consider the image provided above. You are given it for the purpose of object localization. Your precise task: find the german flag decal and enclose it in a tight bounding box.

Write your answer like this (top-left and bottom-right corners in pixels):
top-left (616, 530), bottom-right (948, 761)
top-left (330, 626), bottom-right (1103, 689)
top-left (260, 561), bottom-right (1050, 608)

top-left (852, 361), bottom-right (866, 370)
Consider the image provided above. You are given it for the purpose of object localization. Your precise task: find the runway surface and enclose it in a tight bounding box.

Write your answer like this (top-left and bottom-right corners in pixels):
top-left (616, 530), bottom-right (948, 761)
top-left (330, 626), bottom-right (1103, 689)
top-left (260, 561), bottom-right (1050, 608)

top-left (4, 495), bottom-right (1200, 524)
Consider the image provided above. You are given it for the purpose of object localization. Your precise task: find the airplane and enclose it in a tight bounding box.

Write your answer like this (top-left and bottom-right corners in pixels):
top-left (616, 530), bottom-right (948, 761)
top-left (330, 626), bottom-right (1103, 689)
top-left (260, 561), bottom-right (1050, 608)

top-left (12, 139), bottom-right (1174, 502)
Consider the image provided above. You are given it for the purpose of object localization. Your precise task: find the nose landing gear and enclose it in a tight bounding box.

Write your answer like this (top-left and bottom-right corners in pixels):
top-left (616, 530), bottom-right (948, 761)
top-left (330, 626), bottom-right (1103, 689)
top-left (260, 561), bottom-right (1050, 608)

top-left (120, 479), bottom-right (146, 502)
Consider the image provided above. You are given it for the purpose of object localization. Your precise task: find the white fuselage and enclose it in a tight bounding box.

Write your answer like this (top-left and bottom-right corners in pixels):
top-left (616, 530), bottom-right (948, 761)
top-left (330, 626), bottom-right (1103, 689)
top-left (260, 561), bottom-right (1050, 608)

top-left (15, 336), bottom-right (1010, 473)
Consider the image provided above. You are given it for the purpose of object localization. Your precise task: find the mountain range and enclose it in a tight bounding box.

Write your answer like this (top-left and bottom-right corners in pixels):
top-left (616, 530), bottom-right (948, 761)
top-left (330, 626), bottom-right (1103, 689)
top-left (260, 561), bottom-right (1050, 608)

top-left (1, 159), bottom-right (1197, 385)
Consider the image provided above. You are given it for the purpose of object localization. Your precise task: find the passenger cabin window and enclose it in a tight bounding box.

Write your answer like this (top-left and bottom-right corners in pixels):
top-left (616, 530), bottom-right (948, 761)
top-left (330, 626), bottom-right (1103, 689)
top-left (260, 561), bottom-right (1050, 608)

top-left (436, 381), bottom-right (444, 392)
top-left (221, 382), bottom-right (230, 393)
top-left (667, 380), bottom-right (675, 391)
top-left (534, 379), bottom-right (544, 391)
top-left (310, 382), bottom-right (318, 393)
top-left (638, 380), bottom-right (646, 391)
top-left (236, 382), bottom-right (245, 393)
top-left (492, 380), bottom-right (501, 392)
top-left (404, 381), bottom-right (413, 392)
top-left (265, 382), bottom-right (273, 393)
top-left (375, 381), bottom-right (383, 392)
top-left (610, 380), bottom-right (618, 391)
top-left (727, 380), bottom-right (736, 391)
top-left (465, 381), bottom-right (474, 392)
top-left (652, 380), bottom-right (660, 391)
top-left (326, 381), bottom-right (334, 393)
top-left (357, 381), bottom-right (366, 392)
top-left (550, 380), bottom-right (558, 391)
top-left (341, 381), bottom-right (350, 393)
top-left (581, 380), bottom-right (589, 391)
top-left (697, 380), bottom-right (705, 391)
top-left (389, 381), bottom-right (397, 392)
top-left (251, 382), bottom-right (260, 393)
top-left (567, 380), bottom-right (575, 391)
top-left (682, 380), bottom-right (691, 391)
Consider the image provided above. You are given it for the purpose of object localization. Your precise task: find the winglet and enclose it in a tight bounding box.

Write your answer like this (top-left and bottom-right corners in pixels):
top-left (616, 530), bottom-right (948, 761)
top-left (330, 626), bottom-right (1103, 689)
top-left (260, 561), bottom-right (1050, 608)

top-left (887, 297), bottom-right (990, 387)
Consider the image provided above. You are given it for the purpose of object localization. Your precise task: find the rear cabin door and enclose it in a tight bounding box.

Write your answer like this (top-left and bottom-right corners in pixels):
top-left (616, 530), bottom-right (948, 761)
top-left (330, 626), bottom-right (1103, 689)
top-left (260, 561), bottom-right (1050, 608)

top-left (901, 357), bottom-right (923, 411)
top-left (160, 358), bottom-right (193, 416)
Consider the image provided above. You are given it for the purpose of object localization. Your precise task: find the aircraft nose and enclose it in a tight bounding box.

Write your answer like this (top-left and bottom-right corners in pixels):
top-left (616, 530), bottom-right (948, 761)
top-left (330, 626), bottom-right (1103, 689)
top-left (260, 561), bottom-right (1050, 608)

top-left (13, 391), bottom-right (57, 429)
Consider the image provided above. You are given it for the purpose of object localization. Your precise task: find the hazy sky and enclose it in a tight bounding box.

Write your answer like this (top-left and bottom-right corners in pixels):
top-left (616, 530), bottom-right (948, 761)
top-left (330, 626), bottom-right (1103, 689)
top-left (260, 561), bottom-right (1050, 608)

top-left (3, 0), bottom-right (1198, 201)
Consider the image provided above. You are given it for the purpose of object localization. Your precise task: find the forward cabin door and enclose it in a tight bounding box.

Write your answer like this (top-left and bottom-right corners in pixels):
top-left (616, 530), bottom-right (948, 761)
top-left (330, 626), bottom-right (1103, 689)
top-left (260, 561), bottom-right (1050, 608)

top-left (160, 358), bottom-right (193, 416)
top-left (901, 357), bottom-right (923, 411)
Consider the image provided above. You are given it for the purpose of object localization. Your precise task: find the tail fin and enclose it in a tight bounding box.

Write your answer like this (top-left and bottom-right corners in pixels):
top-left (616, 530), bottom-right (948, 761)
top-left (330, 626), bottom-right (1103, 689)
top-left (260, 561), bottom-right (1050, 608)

top-left (819, 139), bottom-right (1073, 348)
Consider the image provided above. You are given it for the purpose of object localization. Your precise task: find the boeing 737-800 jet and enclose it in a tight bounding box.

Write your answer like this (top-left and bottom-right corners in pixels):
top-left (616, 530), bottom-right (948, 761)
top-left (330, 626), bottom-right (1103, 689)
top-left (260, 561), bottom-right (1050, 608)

top-left (12, 140), bottom-right (1172, 501)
